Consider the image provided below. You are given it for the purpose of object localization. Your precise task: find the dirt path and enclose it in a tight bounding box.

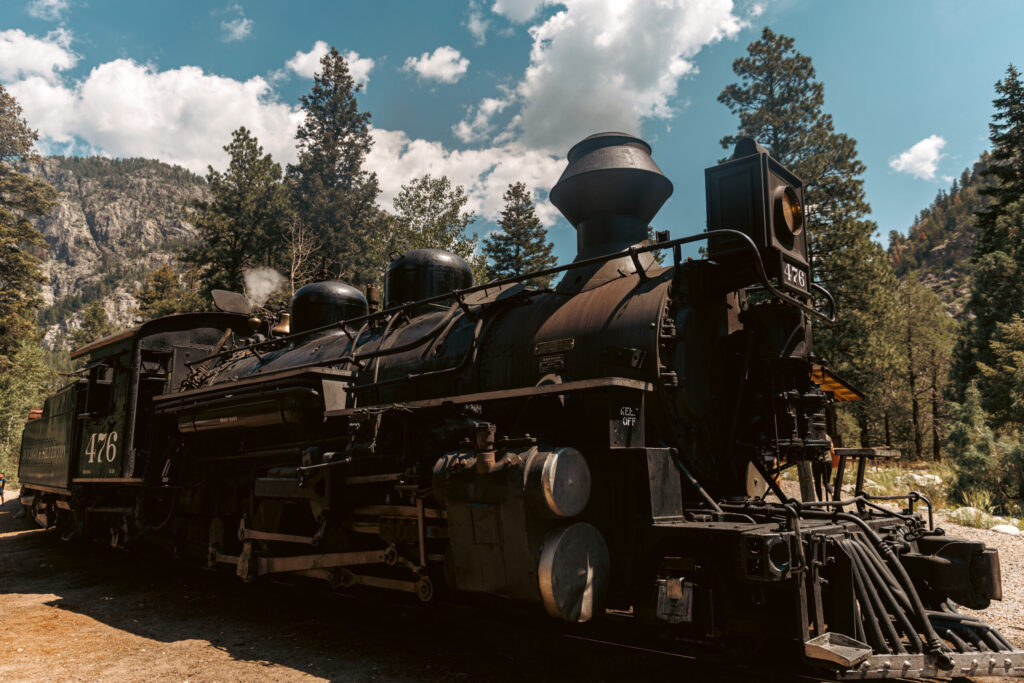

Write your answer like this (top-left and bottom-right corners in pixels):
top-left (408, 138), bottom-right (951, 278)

top-left (0, 490), bottom-right (786, 683)
top-left (1, 488), bottom-right (1020, 682)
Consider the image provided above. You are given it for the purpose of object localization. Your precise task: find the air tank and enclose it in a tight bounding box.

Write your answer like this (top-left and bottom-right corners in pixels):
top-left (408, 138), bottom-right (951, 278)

top-left (289, 281), bottom-right (368, 335)
top-left (384, 249), bottom-right (473, 308)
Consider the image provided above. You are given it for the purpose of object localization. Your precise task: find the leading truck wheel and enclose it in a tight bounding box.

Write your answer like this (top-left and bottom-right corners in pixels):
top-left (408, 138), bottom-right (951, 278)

top-left (31, 496), bottom-right (52, 528)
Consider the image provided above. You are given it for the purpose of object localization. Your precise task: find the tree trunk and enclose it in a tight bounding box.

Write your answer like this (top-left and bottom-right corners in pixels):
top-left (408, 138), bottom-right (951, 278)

top-left (858, 410), bottom-right (870, 448)
top-left (908, 329), bottom-right (923, 459)
top-left (884, 411), bottom-right (891, 446)
top-left (931, 349), bottom-right (942, 461)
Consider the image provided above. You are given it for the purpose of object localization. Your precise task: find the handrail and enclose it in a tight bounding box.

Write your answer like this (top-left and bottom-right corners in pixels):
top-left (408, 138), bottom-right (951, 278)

top-left (188, 228), bottom-right (837, 367)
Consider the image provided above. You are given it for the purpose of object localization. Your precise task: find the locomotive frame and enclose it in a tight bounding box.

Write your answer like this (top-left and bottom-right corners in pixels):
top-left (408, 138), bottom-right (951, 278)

top-left (17, 133), bottom-right (1023, 680)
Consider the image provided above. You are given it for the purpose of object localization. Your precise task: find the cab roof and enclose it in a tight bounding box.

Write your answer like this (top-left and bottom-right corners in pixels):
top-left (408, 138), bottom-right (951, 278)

top-left (70, 312), bottom-right (250, 362)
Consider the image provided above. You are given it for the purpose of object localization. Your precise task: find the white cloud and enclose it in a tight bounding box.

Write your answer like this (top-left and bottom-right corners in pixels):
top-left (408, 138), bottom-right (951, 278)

top-left (889, 135), bottom-right (946, 181)
top-left (491, 0), bottom-right (554, 22)
top-left (12, 56), bottom-right (302, 172)
top-left (466, 2), bottom-right (490, 45)
top-left (0, 28), bottom-right (77, 83)
top-left (285, 40), bottom-right (329, 78)
top-left (453, 96), bottom-right (511, 143)
top-left (218, 3), bottom-right (253, 42)
top-left (403, 46), bottom-right (470, 84)
top-left (285, 41), bottom-right (374, 88)
top-left (221, 16), bottom-right (253, 42)
top-left (459, 0), bottom-right (745, 152)
top-left (5, 31), bottom-right (555, 225)
top-left (368, 127), bottom-right (563, 224)
top-left (26, 0), bottom-right (68, 21)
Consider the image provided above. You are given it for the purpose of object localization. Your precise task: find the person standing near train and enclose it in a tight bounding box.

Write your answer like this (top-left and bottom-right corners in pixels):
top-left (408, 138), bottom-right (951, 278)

top-left (0, 472), bottom-right (6, 504)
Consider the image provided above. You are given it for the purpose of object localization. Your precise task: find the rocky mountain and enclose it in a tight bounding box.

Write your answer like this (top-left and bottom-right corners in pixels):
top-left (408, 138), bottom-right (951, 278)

top-left (27, 156), bottom-right (208, 348)
top-left (887, 154), bottom-right (992, 317)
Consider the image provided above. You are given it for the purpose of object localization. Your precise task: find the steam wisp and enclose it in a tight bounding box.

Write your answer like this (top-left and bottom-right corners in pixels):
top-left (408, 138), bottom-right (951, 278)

top-left (244, 267), bottom-right (286, 308)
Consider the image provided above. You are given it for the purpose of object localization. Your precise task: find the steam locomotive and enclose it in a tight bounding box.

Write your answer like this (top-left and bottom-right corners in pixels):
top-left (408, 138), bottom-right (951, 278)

top-left (18, 133), bottom-right (1023, 679)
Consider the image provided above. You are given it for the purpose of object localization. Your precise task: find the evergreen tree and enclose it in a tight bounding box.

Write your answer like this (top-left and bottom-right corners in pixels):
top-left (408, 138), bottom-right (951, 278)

top-left (483, 182), bottom-right (557, 286)
top-left (288, 47), bottom-right (387, 285)
top-left (69, 300), bottom-right (116, 349)
top-left (978, 313), bottom-right (1024, 429)
top-left (897, 276), bottom-right (955, 459)
top-left (136, 263), bottom-right (205, 319)
top-left (954, 66), bottom-right (1024, 398)
top-left (374, 174), bottom-right (487, 284)
top-left (0, 341), bottom-right (55, 485)
top-left (0, 84), bottom-right (57, 357)
top-left (719, 28), bottom-right (900, 446)
top-left (946, 382), bottom-right (1024, 508)
top-left (184, 127), bottom-right (289, 295)
top-left (976, 64), bottom-right (1024, 251)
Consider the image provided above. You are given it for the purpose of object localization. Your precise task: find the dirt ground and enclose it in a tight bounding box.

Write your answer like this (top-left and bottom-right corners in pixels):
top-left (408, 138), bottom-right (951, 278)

top-left (1, 488), bottom-right (1020, 683)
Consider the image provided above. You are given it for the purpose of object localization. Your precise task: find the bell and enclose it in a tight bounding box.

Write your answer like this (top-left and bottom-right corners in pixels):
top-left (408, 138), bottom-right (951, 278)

top-left (272, 312), bottom-right (291, 336)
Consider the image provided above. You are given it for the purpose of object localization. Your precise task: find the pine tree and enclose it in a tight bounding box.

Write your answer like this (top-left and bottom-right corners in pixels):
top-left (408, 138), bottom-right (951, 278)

top-left (374, 174), bottom-right (487, 285)
top-left (976, 64), bottom-right (1024, 252)
top-left (978, 313), bottom-right (1024, 429)
top-left (0, 341), bottom-right (55, 485)
top-left (953, 65), bottom-right (1024, 398)
top-left (897, 276), bottom-right (955, 459)
top-left (288, 47), bottom-right (387, 285)
top-left (719, 28), bottom-right (900, 446)
top-left (69, 300), bottom-right (116, 349)
top-left (184, 127), bottom-right (289, 295)
top-left (483, 182), bottom-right (558, 286)
top-left (136, 263), bottom-right (205, 319)
top-left (0, 84), bottom-right (57, 358)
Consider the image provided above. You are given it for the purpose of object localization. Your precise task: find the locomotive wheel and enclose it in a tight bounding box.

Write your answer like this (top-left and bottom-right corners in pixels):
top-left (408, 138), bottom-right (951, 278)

top-left (31, 497), bottom-right (52, 529)
top-left (416, 576), bottom-right (434, 602)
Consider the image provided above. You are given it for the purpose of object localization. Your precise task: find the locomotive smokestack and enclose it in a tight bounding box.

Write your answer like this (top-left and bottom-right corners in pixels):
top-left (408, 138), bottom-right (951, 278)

top-left (550, 133), bottom-right (673, 292)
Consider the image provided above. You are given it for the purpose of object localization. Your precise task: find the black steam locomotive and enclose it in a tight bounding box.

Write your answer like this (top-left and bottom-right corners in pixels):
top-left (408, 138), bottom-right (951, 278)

top-left (18, 133), bottom-right (1023, 679)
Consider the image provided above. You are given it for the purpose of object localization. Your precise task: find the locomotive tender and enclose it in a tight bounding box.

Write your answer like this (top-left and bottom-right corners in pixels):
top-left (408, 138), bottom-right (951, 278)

top-left (19, 133), bottom-right (1024, 679)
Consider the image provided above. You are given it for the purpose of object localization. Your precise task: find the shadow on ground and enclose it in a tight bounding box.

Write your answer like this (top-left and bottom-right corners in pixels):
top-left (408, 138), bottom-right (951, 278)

top-left (3, 491), bottom-right (771, 682)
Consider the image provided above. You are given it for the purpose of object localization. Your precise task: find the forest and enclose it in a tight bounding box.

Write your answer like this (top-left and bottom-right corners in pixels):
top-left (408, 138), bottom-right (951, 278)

top-left (1, 30), bottom-right (1023, 516)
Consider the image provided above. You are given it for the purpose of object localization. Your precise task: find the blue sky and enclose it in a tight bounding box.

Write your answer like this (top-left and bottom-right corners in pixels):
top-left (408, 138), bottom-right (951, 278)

top-left (2, 0), bottom-right (1023, 265)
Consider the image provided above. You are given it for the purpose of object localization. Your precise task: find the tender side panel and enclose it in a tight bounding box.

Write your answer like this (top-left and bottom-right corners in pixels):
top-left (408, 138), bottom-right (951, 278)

top-left (19, 382), bottom-right (81, 490)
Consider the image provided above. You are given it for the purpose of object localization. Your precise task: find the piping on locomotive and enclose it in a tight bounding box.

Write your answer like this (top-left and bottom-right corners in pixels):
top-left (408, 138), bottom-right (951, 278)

top-left (18, 133), bottom-right (1023, 679)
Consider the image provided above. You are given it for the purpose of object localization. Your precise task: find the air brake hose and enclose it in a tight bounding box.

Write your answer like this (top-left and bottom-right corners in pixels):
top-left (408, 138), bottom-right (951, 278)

top-left (800, 509), bottom-right (956, 669)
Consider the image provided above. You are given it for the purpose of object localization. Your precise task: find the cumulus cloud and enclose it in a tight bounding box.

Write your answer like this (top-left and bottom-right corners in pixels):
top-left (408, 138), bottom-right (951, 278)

top-left (403, 46), bottom-right (470, 84)
top-left (0, 28), bottom-right (77, 83)
top-left (26, 0), bottom-right (68, 21)
top-left (889, 135), bottom-right (946, 180)
top-left (491, 0), bottom-right (555, 22)
top-left (3, 30), bottom-right (556, 225)
top-left (453, 96), bottom-right (512, 143)
top-left (285, 40), bottom-right (374, 87)
top-left (11, 51), bottom-right (302, 170)
top-left (458, 0), bottom-right (745, 152)
top-left (368, 127), bottom-right (564, 223)
top-left (466, 1), bottom-right (490, 45)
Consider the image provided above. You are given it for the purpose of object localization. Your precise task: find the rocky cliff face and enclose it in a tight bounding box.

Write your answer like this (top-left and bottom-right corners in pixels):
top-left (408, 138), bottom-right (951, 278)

top-left (27, 156), bottom-right (208, 347)
top-left (887, 154), bottom-right (992, 319)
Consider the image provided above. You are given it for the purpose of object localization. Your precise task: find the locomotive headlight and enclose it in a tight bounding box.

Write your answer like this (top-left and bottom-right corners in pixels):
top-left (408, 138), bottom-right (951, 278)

top-left (773, 185), bottom-right (804, 240)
